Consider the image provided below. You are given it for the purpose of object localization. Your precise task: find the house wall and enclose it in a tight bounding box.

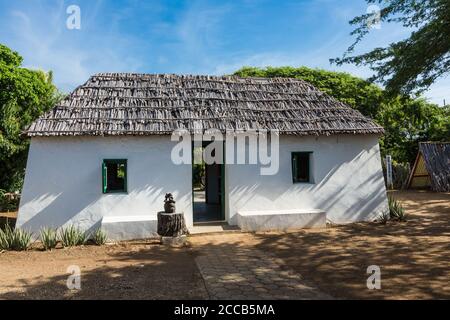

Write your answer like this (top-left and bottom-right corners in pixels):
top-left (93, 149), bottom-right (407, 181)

top-left (17, 133), bottom-right (388, 239)
top-left (225, 134), bottom-right (388, 224)
top-left (16, 136), bottom-right (193, 238)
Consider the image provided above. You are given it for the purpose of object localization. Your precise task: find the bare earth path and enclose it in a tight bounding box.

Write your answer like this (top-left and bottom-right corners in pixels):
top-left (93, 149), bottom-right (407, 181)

top-left (1, 190), bottom-right (449, 299)
top-left (0, 240), bottom-right (208, 299)
top-left (191, 234), bottom-right (330, 299)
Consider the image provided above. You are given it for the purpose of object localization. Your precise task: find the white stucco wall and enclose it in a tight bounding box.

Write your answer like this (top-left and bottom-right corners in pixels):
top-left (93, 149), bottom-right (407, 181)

top-left (16, 136), bottom-right (193, 237)
top-left (225, 134), bottom-right (388, 224)
top-left (17, 133), bottom-right (388, 239)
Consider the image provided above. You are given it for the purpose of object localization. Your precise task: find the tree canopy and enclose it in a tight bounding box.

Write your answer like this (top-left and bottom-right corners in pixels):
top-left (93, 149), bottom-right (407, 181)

top-left (234, 66), bottom-right (450, 164)
top-left (331, 0), bottom-right (450, 96)
top-left (0, 44), bottom-right (61, 191)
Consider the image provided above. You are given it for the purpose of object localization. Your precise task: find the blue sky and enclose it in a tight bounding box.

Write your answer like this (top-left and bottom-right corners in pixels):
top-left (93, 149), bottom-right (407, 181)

top-left (0, 0), bottom-right (448, 105)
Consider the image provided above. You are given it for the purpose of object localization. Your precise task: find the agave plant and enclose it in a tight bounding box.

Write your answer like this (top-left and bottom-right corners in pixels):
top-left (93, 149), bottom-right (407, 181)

top-left (377, 210), bottom-right (390, 225)
top-left (0, 224), bottom-right (33, 251)
top-left (0, 224), bottom-right (13, 250)
top-left (388, 196), bottom-right (407, 222)
top-left (40, 227), bottom-right (58, 250)
top-left (59, 225), bottom-right (87, 247)
top-left (92, 228), bottom-right (107, 245)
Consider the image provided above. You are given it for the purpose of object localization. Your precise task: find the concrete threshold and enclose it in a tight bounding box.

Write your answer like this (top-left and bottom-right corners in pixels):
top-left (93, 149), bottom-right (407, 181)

top-left (189, 222), bottom-right (242, 235)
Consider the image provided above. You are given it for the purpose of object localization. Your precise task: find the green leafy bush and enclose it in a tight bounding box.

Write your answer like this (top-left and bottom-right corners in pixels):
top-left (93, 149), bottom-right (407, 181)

top-left (40, 227), bottom-right (58, 250)
top-left (0, 44), bottom-right (62, 192)
top-left (0, 224), bottom-right (32, 251)
top-left (0, 189), bottom-right (20, 212)
top-left (91, 228), bottom-right (107, 245)
top-left (59, 225), bottom-right (86, 247)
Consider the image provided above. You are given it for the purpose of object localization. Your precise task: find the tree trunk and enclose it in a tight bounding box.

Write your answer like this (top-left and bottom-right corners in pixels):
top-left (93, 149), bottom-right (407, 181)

top-left (157, 212), bottom-right (189, 237)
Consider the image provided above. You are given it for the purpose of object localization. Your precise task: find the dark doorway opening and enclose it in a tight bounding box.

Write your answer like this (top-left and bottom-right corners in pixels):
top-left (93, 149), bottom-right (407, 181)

top-left (192, 141), bottom-right (225, 223)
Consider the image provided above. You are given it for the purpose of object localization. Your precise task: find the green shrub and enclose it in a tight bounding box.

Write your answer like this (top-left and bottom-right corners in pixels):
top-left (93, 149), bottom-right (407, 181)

top-left (388, 196), bottom-right (407, 221)
top-left (193, 162), bottom-right (205, 190)
top-left (91, 228), bottom-right (107, 245)
top-left (40, 227), bottom-right (58, 250)
top-left (0, 224), bottom-right (32, 251)
top-left (0, 189), bottom-right (20, 212)
top-left (59, 225), bottom-right (86, 247)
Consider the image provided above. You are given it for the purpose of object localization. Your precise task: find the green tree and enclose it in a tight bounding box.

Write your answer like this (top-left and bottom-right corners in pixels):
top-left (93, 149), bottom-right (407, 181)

top-left (233, 66), bottom-right (450, 164)
top-left (332, 0), bottom-right (450, 95)
top-left (378, 98), bottom-right (450, 163)
top-left (0, 44), bottom-right (61, 191)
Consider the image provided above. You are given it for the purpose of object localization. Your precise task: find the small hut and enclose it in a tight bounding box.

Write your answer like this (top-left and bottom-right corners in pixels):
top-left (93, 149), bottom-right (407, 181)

top-left (16, 73), bottom-right (389, 240)
top-left (407, 142), bottom-right (450, 192)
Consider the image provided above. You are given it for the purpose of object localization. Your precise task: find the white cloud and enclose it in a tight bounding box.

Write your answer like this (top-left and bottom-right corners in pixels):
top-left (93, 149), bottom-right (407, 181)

top-left (2, 3), bottom-right (143, 92)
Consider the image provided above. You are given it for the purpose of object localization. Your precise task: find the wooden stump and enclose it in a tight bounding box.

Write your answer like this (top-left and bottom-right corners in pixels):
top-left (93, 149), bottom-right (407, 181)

top-left (157, 212), bottom-right (189, 237)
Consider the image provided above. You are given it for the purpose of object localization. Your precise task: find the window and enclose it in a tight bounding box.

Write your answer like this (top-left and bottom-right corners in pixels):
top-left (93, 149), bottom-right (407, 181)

top-left (292, 152), bottom-right (312, 183)
top-left (102, 159), bottom-right (127, 193)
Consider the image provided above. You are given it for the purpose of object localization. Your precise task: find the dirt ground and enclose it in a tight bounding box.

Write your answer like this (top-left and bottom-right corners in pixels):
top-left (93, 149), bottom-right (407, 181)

top-left (0, 190), bottom-right (449, 299)
top-left (0, 239), bottom-right (208, 299)
top-left (250, 190), bottom-right (450, 299)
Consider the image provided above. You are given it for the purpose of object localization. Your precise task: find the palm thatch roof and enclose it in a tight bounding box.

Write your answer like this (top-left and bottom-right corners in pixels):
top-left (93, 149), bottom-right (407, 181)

top-left (408, 142), bottom-right (450, 192)
top-left (26, 73), bottom-right (384, 137)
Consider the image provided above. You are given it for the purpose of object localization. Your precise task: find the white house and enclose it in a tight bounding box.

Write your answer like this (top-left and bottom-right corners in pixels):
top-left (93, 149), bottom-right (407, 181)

top-left (16, 73), bottom-right (388, 240)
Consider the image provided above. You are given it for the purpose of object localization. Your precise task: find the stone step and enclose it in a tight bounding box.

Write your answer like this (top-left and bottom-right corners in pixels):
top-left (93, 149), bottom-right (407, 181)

top-left (237, 209), bottom-right (326, 231)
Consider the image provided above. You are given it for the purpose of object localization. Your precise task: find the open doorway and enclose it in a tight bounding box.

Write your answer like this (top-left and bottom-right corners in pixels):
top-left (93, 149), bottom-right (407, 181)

top-left (192, 141), bottom-right (224, 223)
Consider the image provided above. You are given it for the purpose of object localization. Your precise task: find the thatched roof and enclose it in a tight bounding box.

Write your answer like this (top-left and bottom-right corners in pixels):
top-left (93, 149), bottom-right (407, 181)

top-left (408, 142), bottom-right (450, 192)
top-left (26, 73), bottom-right (384, 137)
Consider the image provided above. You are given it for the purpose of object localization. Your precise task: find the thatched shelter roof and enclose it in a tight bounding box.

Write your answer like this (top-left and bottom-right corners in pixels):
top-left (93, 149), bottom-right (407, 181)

top-left (26, 73), bottom-right (384, 137)
top-left (408, 142), bottom-right (450, 192)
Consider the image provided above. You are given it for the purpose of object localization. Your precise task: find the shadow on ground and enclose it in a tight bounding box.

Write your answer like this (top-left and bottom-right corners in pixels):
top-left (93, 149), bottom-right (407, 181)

top-left (249, 190), bottom-right (450, 299)
top-left (1, 191), bottom-right (449, 299)
top-left (0, 241), bottom-right (208, 300)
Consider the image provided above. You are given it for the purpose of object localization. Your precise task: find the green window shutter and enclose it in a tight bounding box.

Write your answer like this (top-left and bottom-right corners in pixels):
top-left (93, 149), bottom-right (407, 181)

top-left (102, 161), bottom-right (107, 193)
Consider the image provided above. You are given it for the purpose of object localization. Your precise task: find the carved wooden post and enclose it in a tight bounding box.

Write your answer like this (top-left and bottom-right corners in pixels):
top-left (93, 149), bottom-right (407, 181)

top-left (157, 212), bottom-right (189, 237)
top-left (157, 193), bottom-right (189, 245)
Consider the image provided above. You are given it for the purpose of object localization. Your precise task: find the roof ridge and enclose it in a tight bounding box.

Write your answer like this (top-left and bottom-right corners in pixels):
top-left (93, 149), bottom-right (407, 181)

top-left (90, 72), bottom-right (311, 83)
